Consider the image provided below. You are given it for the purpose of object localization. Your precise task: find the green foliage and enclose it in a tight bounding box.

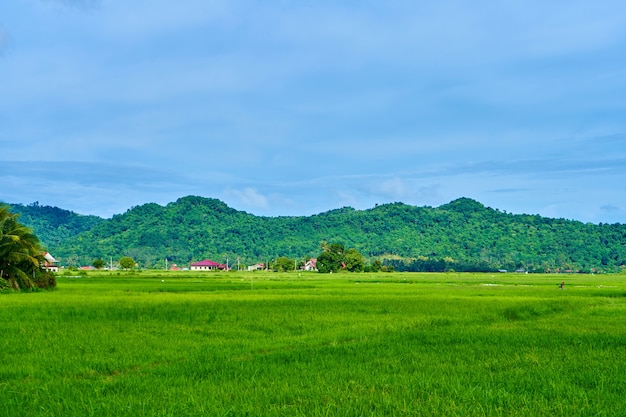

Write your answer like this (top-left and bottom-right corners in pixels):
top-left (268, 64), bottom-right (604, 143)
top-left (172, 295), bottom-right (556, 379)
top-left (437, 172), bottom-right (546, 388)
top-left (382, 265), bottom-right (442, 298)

top-left (317, 243), bottom-right (365, 273)
top-left (5, 201), bottom-right (104, 250)
top-left (272, 256), bottom-right (298, 272)
top-left (92, 258), bottom-right (105, 269)
top-left (345, 248), bottom-right (365, 272)
top-left (119, 256), bottom-right (135, 270)
top-left (7, 196), bottom-right (626, 273)
top-left (0, 205), bottom-right (56, 290)
top-left (317, 242), bottom-right (345, 273)
top-left (0, 277), bottom-right (10, 291)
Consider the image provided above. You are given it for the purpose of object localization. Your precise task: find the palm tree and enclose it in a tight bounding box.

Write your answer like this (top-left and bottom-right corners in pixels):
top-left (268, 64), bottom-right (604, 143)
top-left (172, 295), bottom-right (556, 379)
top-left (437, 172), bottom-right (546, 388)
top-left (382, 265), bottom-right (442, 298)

top-left (0, 206), bottom-right (55, 290)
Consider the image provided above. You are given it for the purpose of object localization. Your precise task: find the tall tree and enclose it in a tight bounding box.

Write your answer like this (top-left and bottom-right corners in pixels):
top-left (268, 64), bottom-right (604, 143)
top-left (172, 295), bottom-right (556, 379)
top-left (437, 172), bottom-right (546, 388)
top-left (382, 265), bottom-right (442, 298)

top-left (119, 256), bottom-right (135, 270)
top-left (0, 206), bottom-right (56, 290)
top-left (345, 248), bottom-right (365, 272)
top-left (273, 256), bottom-right (297, 272)
top-left (92, 258), bottom-right (105, 270)
top-left (317, 242), bottom-right (345, 273)
top-left (317, 243), bottom-right (365, 273)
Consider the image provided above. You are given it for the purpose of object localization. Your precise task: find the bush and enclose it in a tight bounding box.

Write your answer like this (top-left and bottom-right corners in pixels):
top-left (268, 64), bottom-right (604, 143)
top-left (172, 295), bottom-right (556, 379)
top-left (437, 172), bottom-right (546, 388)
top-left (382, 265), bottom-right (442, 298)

top-left (34, 272), bottom-right (57, 289)
top-left (0, 278), bottom-right (12, 291)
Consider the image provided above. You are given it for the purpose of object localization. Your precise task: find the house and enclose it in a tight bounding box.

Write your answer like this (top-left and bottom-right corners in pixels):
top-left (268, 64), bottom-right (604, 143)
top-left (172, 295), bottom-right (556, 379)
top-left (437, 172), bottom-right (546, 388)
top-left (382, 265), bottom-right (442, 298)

top-left (247, 263), bottom-right (264, 271)
top-left (190, 260), bottom-right (227, 271)
top-left (302, 258), bottom-right (317, 271)
top-left (41, 252), bottom-right (59, 272)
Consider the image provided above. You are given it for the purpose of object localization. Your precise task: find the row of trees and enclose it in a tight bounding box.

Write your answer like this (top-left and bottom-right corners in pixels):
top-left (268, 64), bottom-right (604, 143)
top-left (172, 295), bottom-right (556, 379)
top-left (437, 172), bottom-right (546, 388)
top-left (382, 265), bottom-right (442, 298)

top-left (242, 243), bottom-right (390, 273)
top-left (88, 245), bottom-right (371, 274)
top-left (0, 206), bottom-right (56, 290)
top-left (91, 257), bottom-right (136, 270)
top-left (261, 243), bottom-right (370, 273)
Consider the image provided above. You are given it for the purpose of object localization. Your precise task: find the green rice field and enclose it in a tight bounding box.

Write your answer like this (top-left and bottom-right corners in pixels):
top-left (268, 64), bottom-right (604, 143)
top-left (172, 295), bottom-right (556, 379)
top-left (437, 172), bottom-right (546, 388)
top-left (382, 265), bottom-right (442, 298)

top-left (2, 271), bottom-right (625, 416)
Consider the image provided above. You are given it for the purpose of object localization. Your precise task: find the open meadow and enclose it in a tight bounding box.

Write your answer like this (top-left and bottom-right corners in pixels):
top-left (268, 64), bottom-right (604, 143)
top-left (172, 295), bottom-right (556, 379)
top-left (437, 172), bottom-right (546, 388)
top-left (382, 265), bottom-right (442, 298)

top-left (2, 271), bottom-right (625, 416)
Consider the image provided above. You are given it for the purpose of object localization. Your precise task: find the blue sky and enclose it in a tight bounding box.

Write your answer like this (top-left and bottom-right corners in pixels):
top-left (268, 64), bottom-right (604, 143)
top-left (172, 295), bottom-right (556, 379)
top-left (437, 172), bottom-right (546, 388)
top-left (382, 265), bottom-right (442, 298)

top-left (1, 0), bottom-right (626, 223)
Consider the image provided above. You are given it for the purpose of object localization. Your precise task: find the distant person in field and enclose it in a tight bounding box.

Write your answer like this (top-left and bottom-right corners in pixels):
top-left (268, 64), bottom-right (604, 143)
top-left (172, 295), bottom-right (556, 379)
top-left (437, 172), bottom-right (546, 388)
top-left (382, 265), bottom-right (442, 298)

top-left (559, 281), bottom-right (564, 290)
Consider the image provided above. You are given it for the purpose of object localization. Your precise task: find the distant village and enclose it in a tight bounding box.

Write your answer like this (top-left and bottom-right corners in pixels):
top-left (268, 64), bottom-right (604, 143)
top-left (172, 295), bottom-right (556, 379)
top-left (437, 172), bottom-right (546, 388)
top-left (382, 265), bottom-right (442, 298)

top-left (42, 252), bottom-right (318, 272)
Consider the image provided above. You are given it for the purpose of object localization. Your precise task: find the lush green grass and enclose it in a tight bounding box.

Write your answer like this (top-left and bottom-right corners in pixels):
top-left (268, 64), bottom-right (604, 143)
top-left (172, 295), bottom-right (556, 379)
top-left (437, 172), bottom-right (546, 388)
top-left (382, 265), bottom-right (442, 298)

top-left (2, 271), bottom-right (625, 416)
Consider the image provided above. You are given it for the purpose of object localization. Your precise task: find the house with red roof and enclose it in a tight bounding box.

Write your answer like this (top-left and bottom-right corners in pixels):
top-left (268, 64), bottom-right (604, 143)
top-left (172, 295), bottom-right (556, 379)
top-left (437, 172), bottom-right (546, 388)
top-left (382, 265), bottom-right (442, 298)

top-left (190, 260), bottom-right (227, 271)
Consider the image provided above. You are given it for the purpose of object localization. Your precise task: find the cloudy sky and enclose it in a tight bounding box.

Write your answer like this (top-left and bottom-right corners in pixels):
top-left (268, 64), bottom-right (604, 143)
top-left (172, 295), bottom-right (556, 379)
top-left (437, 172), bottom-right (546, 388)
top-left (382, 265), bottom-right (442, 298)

top-left (2, 0), bottom-right (626, 223)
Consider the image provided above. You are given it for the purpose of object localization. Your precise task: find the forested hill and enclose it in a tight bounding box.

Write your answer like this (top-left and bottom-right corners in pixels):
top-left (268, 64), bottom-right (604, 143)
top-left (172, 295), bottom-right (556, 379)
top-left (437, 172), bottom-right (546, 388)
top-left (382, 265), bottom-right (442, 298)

top-left (6, 196), bottom-right (626, 272)
top-left (5, 202), bottom-right (104, 251)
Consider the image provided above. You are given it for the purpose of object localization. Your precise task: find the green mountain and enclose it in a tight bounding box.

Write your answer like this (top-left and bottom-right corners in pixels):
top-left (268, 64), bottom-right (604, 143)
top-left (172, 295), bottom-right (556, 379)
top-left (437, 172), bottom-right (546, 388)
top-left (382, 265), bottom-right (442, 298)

top-left (4, 202), bottom-right (105, 251)
top-left (6, 196), bottom-right (626, 272)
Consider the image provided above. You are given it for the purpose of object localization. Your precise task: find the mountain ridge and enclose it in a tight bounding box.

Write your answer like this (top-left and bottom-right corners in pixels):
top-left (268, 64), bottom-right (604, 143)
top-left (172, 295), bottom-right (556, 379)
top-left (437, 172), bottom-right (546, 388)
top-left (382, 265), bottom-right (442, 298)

top-left (4, 196), bottom-right (626, 272)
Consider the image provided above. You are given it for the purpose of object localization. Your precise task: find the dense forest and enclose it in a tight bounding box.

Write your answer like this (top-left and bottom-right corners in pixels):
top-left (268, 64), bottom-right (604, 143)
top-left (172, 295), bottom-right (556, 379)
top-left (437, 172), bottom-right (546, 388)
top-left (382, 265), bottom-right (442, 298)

top-left (6, 202), bottom-right (105, 250)
top-left (5, 196), bottom-right (626, 273)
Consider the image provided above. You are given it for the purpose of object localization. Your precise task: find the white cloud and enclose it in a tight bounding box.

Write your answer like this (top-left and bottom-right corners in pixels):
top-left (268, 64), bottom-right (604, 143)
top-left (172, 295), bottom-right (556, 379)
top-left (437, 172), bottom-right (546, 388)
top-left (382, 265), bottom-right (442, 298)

top-left (225, 187), bottom-right (269, 211)
top-left (374, 177), bottom-right (415, 200)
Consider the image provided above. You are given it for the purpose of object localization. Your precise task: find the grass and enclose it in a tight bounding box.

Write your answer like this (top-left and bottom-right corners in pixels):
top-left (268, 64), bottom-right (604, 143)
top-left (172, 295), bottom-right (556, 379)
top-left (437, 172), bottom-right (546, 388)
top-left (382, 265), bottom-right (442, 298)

top-left (1, 271), bottom-right (625, 416)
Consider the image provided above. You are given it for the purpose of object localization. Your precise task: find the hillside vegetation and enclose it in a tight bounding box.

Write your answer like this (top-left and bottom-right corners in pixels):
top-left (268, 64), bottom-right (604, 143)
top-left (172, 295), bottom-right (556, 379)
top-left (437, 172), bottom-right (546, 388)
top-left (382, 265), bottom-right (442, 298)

top-left (6, 202), bottom-right (104, 250)
top-left (7, 196), bottom-right (626, 272)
